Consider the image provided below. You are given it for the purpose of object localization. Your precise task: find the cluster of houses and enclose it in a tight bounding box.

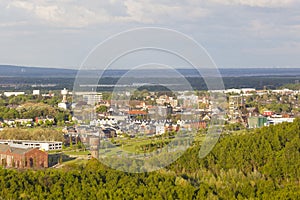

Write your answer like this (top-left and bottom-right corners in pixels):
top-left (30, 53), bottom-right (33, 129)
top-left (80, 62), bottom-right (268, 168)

top-left (0, 90), bottom-right (55, 97)
top-left (69, 87), bottom-right (300, 140)
top-left (248, 111), bottom-right (295, 128)
top-left (89, 118), bottom-right (207, 137)
top-left (1, 117), bottom-right (55, 128)
top-left (222, 88), bottom-right (298, 127)
top-left (1, 87), bottom-right (299, 168)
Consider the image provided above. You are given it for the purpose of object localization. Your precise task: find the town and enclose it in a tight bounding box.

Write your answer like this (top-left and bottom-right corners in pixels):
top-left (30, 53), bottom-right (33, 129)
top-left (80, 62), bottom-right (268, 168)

top-left (0, 84), bottom-right (299, 169)
top-left (1, 1), bottom-right (300, 198)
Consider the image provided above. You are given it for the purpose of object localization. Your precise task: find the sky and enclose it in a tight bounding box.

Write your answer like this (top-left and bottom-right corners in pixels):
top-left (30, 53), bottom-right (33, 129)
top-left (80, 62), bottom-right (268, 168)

top-left (0, 0), bottom-right (300, 69)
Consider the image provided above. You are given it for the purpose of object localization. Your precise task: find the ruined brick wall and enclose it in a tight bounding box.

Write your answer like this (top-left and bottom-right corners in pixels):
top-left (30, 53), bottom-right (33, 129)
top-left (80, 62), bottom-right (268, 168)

top-left (24, 149), bottom-right (48, 168)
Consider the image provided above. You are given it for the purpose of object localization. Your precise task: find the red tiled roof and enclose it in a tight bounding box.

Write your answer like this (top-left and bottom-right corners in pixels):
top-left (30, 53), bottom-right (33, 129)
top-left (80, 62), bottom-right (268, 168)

top-left (128, 110), bottom-right (147, 115)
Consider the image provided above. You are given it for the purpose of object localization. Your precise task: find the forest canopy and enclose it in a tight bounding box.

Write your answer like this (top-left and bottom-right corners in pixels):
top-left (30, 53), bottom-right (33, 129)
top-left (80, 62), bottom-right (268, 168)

top-left (0, 119), bottom-right (299, 199)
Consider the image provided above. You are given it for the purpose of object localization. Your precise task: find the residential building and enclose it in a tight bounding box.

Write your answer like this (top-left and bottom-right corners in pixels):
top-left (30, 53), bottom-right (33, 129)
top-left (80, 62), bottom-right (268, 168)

top-left (248, 116), bottom-right (267, 128)
top-left (32, 90), bottom-right (40, 95)
top-left (263, 110), bottom-right (274, 117)
top-left (83, 94), bottom-right (103, 105)
top-left (0, 140), bottom-right (62, 151)
top-left (266, 117), bottom-right (295, 125)
top-left (128, 110), bottom-right (148, 120)
top-left (156, 95), bottom-right (178, 107)
top-left (3, 91), bottom-right (25, 97)
top-left (228, 95), bottom-right (243, 119)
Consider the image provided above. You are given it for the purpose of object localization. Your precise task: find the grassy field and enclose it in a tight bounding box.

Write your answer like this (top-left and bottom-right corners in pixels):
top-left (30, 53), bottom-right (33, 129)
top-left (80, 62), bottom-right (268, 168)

top-left (98, 133), bottom-right (206, 156)
top-left (63, 150), bottom-right (91, 156)
top-left (62, 157), bottom-right (89, 166)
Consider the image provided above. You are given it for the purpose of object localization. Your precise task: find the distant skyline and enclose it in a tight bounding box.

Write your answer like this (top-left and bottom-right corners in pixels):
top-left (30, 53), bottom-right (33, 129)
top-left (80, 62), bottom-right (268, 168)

top-left (1, 0), bottom-right (300, 69)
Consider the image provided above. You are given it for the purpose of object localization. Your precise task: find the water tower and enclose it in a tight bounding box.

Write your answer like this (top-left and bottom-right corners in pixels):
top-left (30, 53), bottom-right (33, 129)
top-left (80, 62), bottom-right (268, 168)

top-left (89, 137), bottom-right (100, 159)
top-left (61, 88), bottom-right (68, 103)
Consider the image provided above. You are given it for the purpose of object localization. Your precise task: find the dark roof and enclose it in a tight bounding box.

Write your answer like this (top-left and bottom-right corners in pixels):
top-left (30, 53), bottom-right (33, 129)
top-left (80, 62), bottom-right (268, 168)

top-left (0, 144), bottom-right (33, 155)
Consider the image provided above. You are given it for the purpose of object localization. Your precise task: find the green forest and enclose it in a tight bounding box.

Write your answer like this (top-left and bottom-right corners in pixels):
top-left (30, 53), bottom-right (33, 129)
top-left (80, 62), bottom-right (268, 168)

top-left (0, 119), bottom-right (299, 199)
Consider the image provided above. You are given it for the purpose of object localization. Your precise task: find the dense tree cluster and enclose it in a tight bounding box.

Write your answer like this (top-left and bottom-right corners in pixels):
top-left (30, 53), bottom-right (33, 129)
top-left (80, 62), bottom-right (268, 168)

top-left (168, 119), bottom-right (300, 199)
top-left (0, 102), bottom-right (71, 126)
top-left (0, 128), bottom-right (64, 141)
top-left (280, 83), bottom-right (300, 90)
top-left (0, 119), bottom-right (299, 199)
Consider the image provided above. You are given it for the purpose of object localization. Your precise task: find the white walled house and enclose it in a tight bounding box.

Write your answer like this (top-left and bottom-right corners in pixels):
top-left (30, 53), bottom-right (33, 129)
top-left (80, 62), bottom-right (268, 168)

top-left (4, 92), bottom-right (25, 97)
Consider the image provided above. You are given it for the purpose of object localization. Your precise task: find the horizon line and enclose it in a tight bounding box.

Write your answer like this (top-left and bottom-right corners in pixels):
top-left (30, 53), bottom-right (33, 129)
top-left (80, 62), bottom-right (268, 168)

top-left (1, 64), bottom-right (300, 70)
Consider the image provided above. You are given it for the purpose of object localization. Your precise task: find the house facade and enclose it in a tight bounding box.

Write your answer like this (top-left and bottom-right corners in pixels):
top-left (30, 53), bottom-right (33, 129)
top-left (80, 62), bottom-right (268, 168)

top-left (0, 144), bottom-right (48, 168)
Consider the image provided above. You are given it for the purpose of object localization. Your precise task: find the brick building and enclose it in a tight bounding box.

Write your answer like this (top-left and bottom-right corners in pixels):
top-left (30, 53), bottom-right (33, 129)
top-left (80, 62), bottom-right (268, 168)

top-left (0, 144), bottom-right (48, 168)
top-left (189, 121), bottom-right (207, 130)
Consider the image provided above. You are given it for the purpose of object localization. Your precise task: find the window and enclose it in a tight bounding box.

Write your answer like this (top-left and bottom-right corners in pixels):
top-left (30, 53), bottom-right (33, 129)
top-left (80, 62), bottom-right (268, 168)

top-left (29, 158), bottom-right (34, 168)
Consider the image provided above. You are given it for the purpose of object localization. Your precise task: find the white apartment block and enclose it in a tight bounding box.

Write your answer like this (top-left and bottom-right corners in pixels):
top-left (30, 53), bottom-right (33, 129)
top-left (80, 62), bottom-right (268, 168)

top-left (3, 92), bottom-right (25, 97)
top-left (83, 94), bottom-right (103, 105)
top-left (0, 140), bottom-right (62, 151)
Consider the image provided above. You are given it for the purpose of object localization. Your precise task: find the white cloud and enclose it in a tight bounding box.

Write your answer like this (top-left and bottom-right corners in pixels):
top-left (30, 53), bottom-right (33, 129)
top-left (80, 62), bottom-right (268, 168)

top-left (8, 1), bottom-right (34, 10)
top-left (5, 0), bottom-right (210, 27)
top-left (210, 0), bottom-right (296, 8)
top-left (123, 0), bottom-right (209, 23)
top-left (33, 5), bottom-right (111, 27)
top-left (242, 18), bottom-right (300, 41)
top-left (1, 0), bottom-right (300, 68)
top-left (7, 0), bottom-right (112, 27)
top-left (0, 21), bottom-right (28, 28)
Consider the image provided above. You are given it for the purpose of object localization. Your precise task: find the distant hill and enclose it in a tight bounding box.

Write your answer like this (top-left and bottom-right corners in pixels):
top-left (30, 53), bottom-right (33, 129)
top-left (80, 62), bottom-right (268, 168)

top-left (0, 65), bottom-right (299, 91)
top-left (1, 65), bottom-right (300, 78)
top-left (0, 65), bottom-right (77, 78)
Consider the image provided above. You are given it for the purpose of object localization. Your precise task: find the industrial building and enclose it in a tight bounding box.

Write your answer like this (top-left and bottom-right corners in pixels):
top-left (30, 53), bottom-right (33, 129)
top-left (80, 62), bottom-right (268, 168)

top-left (0, 144), bottom-right (48, 168)
top-left (0, 140), bottom-right (62, 151)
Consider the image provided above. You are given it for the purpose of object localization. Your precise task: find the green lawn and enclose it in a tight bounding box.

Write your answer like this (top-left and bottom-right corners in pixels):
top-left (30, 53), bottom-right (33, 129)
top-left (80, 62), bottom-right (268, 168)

top-left (62, 158), bottom-right (89, 166)
top-left (102, 133), bottom-right (206, 155)
top-left (63, 150), bottom-right (91, 156)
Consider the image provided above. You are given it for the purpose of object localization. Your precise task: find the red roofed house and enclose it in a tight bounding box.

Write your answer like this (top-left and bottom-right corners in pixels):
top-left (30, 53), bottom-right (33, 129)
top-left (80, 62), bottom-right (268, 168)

top-left (128, 110), bottom-right (148, 120)
top-left (263, 110), bottom-right (274, 117)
